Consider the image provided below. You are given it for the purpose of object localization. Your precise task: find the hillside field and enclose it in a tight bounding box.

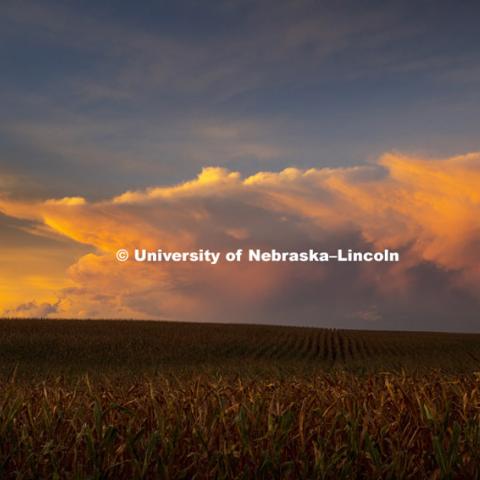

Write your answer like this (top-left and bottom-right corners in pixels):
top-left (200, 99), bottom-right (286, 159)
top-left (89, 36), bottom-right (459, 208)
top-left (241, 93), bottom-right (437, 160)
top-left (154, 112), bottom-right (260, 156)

top-left (1, 319), bottom-right (480, 478)
top-left (1, 319), bottom-right (480, 378)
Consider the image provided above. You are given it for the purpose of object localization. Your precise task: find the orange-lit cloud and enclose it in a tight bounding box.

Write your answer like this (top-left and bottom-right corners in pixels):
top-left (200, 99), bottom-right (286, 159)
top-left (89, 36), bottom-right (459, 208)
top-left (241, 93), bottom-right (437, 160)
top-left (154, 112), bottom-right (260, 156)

top-left (1, 151), bottom-right (479, 330)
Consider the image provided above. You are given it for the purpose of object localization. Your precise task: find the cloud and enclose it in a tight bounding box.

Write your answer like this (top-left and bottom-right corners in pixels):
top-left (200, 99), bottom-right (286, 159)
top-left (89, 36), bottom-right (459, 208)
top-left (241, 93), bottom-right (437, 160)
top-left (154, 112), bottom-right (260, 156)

top-left (4, 300), bottom-right (60, 318)
top-left (4, 0), bottom-right (469, 102)
top-left (3, 0), bottom-right (480, 207)
top-left (1, 151), bottom-right (479, 330)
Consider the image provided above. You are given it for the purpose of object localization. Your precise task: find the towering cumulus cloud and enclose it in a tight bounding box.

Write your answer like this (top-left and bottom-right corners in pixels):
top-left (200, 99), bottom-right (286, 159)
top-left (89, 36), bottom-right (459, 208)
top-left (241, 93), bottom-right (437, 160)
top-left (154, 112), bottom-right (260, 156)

top-left (1, 152), bottom-right (479, 330)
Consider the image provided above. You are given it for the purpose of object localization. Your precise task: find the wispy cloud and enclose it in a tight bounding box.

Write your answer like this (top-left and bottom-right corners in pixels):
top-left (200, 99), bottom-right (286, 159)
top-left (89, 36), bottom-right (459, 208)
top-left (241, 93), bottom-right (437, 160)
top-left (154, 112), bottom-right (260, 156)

top-left (2, 0), bottom-right (480, 200)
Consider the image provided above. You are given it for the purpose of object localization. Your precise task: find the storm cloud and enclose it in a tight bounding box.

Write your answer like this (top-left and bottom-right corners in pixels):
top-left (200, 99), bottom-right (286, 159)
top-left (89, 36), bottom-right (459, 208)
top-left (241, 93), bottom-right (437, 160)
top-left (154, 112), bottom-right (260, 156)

top-left (1, 151), bottom-right (479, 331)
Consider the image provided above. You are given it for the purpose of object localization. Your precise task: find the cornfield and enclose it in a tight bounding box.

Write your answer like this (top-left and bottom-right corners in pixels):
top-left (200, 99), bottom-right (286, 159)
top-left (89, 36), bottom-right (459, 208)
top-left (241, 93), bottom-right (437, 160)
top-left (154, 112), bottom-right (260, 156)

top-left (1, 320), bottom-right (480, 478)
top-left (1, 373), bottom-right (480, 478)
top-left (1, 320), bottom-right (480, 376)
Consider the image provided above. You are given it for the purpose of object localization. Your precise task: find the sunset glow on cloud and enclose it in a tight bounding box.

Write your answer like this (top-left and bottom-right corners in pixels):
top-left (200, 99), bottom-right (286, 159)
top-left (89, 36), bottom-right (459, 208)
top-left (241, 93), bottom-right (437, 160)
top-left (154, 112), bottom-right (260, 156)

top-left (1, 0), bottom-right (480, 331)
top-left (1, 151), bottom-right (479, 330)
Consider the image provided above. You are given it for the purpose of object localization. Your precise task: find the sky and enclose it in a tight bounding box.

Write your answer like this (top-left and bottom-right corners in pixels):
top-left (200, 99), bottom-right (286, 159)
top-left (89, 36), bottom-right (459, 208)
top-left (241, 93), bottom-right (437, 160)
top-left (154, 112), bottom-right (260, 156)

top-left (1, 0), bottom-right (479, 330)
